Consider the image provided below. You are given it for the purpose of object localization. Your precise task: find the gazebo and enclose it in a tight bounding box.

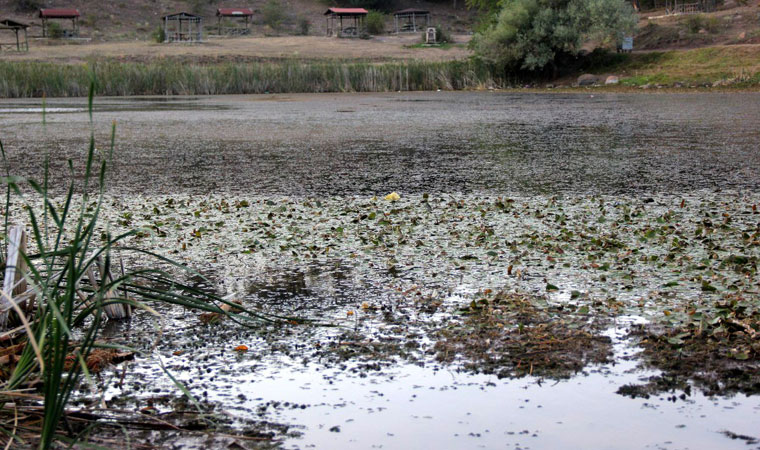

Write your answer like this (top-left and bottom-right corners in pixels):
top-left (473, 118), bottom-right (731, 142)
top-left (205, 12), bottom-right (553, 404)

top-left (162, 12), bottom-right (203, 43)
top-left (324, 7), bottom-right (367, 38)
top-left (216, 8), bottom-right (253, 35)
top-left (39, 8), bottom-right (80, 38)
top-left (665, 0), bottom-right (716, 14)
top-left (0, 19), bottom-right (29, 52)
top-left (393, 9), bottom-right (430, 33)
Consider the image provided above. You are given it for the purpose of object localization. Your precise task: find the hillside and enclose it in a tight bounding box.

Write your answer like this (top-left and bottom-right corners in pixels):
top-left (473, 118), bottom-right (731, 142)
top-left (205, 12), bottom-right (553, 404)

top-left (0, 0), bottom-right (478, 41)
top-left (1, 0), bottom-right (760, 91)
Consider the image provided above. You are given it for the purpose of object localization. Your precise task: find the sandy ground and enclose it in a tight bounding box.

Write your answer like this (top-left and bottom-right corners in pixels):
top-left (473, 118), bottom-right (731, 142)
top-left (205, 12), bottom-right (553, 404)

top-left (0, 34), bottom-right (472, 63)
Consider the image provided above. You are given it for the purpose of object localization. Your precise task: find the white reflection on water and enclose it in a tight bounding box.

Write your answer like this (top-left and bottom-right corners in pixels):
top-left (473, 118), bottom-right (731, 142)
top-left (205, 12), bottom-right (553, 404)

top-left (182, 316), bottom-right (757, 450)
top-left (0, 107), bottom-right (86, 113)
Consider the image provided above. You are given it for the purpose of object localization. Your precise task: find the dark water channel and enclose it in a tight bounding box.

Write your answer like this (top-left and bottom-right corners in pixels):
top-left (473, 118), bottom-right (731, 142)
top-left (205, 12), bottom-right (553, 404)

top-left (1, 92), bottom-right (759, 449)
top-left (1, 92), bottom-right (759, 196)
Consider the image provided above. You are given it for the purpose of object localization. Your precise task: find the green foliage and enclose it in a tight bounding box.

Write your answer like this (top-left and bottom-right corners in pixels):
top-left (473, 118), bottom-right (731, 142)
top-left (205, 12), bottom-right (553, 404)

top-left (421, 25), bottom-right (453, 44)
top-left (153, 25), bottom-right (166, 43)
top-left (466, 0), bottom-right (501, 14)
top-left (471, 0), bottom-right (637, 72)
top-left (338, 0), bottom-right (394, 11)
top-left (0, 59), bottom-right (504, 97)
top-left (366, 11), bottom-right (386, 35)
top-left (46, 22), bottom-right (64, 39)
top-left (435, 25), bottom-right (453, 43)
top-left (0, 84), bottom-right (281, 448)
top-left (683, 14), bottom-right (721, 34)
top-left (298, 16), bottom-right (311, 35)
top-left (262, 0), bottom-right (287, 31)
top-left (188, 0), bottom-right (206, 15)
top-left (13, 0), bottom-right (42, 12)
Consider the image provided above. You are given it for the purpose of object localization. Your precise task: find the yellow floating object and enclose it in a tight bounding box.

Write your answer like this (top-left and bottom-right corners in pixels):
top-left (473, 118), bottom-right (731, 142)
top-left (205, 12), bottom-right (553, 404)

top-left (384, 192), bottom-right (400, 201)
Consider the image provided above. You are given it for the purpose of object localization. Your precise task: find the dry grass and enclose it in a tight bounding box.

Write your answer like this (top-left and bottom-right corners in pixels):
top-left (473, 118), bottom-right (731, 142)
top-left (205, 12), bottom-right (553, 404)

top-left (0, 34), bottom-right (472, 64)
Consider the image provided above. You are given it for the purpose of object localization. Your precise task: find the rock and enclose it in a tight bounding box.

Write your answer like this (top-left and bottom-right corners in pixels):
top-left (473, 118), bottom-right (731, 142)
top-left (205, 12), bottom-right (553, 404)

top-left (577, 74), bottom-right (598, 86)
top-left (604, 76), bottom-right (619, 85)
top-left (641, 83), bottom-right (652, 89)
top-left (698, 28), bottom-right (707, 34)
top-left (673, 82), bottom-right (684, 88)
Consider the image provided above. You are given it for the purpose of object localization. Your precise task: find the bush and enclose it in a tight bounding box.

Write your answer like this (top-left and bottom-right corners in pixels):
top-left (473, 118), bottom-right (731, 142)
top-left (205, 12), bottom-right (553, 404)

top-left (14, 0), bottom-right (41, 12)
top-left (263, 0), bottom-right (286, 31)
top-left (340, 0), bottom-right (394, 10)
top-left (153, 25), bottom-right (166, 43)
top-left (435, 25), bottom-right (452, 43)
top-left (471, 0), bottom-right (637, 72)
top-left (298, 17), bottom-right (311, 35)
top-left (47, 22), bottom-right (64, 39)
top-left (366, 11), bottom-right (385, 35)
top-left (683, 15), bottom-right (721, 34)
top-left (421, 25), bottom-right (452, 44)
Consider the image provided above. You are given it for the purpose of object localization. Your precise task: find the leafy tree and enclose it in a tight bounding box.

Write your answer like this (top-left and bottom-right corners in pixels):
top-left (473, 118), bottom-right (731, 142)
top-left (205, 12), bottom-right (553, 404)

top-left (262, 0), bottom-right (287, 31)
top-left (471, 0), bottom-right (637, 72)
top-left (366, 11), bottom-right (386, 34)
top-left (338, 0), bottom-right (394, 12)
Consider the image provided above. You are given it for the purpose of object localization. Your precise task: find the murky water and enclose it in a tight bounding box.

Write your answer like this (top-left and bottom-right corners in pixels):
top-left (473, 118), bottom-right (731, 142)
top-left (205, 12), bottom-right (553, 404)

top-left (1, 92), bottom-right (759, 449)
top-left (1, 92), bottom-right (759, 196)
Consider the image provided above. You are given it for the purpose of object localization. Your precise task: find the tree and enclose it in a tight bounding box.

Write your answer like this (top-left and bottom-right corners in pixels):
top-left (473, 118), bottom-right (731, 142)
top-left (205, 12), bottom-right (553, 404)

top-left (471, 0), bottom-right (637, 72)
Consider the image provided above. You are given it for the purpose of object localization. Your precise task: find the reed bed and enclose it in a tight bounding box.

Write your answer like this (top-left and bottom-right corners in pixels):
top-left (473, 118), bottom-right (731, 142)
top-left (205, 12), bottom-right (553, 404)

top-left (0, 59), bottom-right (502, 98)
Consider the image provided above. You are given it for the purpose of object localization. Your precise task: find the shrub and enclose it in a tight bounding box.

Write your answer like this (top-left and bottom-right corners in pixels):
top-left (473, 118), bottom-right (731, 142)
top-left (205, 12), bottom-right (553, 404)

top-left (433, 25), bottom-right (452, 43)
top-left (153, 25), bottom-right (166, 43)
top-left (14, 0), bottom-right (41, 12)
top-left (366, 11), bottom-right (386, 35)
top-left (263, 0), bottom-right (287, 31)
top-left (47, 22), bottom-right (64, 39)
top-left (421, 25), bottom-right (452, 44)
top-left (683, 15), bottom-right (721, 34)
top-left (298, 17), bottom-right (311, 35)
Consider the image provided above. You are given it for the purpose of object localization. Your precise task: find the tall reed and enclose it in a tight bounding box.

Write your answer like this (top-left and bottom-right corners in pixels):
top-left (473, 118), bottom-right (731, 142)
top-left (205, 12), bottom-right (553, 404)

top-left (0, 59), bottom-right (502, 98)
top-left (0, 84), bottom-right (284, 448)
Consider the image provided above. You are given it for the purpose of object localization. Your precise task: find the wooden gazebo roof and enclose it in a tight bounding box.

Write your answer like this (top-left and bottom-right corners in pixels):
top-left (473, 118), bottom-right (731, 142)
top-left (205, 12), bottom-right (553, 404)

top-left (162, 12), bottom-right (202, 21)
top-left (324, 7), bottom-right (368, 16)
top-left (39, 9), bottom-right (80, 18)
top-left (393, 8), bottom-right (430, 15)
top-left (217, 8), bottom-right (253, 17)
top-left (0, 19), bottom-right (29, 29)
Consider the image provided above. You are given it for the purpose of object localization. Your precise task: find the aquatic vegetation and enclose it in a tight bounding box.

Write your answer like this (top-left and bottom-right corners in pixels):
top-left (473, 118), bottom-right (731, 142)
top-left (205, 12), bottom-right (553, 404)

top-left (9, 190), bottom-right (754, 393)
top-left (0, 59), bottom-right (502, 98)
top-left (434, 291), bottom-right (612, 378)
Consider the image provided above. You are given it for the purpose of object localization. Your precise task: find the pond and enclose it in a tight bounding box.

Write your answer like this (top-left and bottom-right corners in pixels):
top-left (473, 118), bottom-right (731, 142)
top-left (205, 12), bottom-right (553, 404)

top-left (1, 92), bottom-right (759, 449)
